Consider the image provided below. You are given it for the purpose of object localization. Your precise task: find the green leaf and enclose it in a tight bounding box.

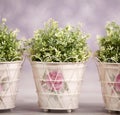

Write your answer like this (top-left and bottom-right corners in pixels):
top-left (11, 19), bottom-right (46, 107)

top-left (29, 19), bottom-right (90, 62)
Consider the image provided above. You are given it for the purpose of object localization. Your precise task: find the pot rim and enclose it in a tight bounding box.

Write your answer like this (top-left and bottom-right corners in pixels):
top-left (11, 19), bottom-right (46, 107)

top-left (95, 57), bottom-right (120, 65)
top-left (31, 61), bottom-right (86, 65)
top-left (0, 60), bottom-right (22, 64)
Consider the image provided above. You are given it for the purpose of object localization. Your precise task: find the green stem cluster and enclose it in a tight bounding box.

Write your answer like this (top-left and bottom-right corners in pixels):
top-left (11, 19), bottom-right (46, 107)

top-left (97, 22), bottom-right (120, 63)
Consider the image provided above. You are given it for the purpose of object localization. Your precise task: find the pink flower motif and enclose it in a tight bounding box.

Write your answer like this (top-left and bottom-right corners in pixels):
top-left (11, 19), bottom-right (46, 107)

top-left (46, 71), bottom-right (63, 91)
top-left (114, 74), bottom-right (120, 92)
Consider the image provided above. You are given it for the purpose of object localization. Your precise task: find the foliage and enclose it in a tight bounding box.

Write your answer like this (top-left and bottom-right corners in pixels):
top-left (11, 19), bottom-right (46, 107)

top-left (0, 18), bottom-right (22, 61)
top-left (29, 19), bottom-right (90, 62)
top-left (97, 22), bottom-right (120, 63)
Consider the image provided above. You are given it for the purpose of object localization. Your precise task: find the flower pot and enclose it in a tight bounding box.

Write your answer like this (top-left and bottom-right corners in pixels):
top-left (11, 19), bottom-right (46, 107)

top-left (0, 61), bottom-right (22, 110)
top-left (31, 61), bottom-right (86, 112)
top-left (96, 61), bottom-right (120, 112)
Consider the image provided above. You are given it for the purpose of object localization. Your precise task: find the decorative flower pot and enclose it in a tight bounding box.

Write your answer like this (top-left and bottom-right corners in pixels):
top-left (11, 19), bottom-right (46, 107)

top-left (96, 60), bottom-right (120, 112)
top-left (0, 61), bottom-right (22, 110)
top-left (31, 61), bottom-right (86, 112)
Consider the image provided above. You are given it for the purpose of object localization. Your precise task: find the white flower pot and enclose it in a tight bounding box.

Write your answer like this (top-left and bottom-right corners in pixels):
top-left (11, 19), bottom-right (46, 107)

top-left (96, 61), bottom-right (120, 112)
top-left (0, 61), bottom-right (22, 110)
top-left (31, 62), bottom-right (86, 112)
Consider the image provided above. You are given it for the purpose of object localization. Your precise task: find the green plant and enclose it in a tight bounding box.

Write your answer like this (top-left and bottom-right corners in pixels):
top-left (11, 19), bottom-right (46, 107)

top-left (0, 18), bottom-right (22, 61)
top-left (97, 22), bottom-right (120, 63)
top-left (29, 19), bottom-right (90, 62)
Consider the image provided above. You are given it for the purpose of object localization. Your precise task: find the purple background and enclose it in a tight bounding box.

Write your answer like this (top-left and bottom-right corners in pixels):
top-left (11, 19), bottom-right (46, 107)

top-left (0, 0), bottom-right (120, 51)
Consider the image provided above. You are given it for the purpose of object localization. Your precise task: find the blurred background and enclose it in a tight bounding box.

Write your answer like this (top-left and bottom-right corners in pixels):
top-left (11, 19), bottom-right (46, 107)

top-left (0, 0), bottom-right (120, 114)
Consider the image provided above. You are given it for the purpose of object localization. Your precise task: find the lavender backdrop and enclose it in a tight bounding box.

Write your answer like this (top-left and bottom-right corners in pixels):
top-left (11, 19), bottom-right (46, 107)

top-left (0, 0), bottom-right (120, 51)
top-left (0, 0), bottom-right (120, 108)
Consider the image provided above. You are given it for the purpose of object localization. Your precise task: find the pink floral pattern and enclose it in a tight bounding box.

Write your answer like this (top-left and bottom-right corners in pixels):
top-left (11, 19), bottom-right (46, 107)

top-left (114, 74), bottom-right (120, 92)
top-left (46, 71), bottom-right (63, 91)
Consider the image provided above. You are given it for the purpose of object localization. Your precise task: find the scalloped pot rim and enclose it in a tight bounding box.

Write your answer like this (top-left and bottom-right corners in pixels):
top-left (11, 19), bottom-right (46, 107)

top-left (97, 61), bottom-right (120, 65)
top-left (95, 57), bottom-right (120, 65)
top-left (31, 61), bottom-right (86, 65)
top-left (0, 60), bottom-right (23, 64)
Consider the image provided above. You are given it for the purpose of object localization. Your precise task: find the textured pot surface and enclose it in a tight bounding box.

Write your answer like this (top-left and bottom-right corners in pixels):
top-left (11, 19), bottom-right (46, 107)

top-left (31, 62), bottom-right (86, 110)
top-left (0, 61), bottom-right (22, 109)
top-left (96, 62), bottom-right (120, 111)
